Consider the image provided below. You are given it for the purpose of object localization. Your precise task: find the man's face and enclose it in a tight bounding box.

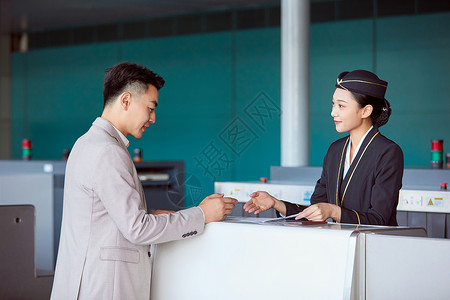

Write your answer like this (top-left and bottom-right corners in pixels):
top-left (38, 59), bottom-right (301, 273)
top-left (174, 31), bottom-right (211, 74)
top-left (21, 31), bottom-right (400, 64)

top-left (125, 84), bottom-right (158, 139)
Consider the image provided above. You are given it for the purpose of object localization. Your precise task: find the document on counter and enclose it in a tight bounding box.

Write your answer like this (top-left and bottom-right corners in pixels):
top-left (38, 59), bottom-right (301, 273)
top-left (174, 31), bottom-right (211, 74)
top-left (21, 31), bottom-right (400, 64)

top-left (224, 217), bottom-right (269, 223)
top-left (260, 213), bottom-right (300, 223)
top-left (225, 214), bottom-right (300, 224)
top-left (225, 215), bottom-right (328, 225)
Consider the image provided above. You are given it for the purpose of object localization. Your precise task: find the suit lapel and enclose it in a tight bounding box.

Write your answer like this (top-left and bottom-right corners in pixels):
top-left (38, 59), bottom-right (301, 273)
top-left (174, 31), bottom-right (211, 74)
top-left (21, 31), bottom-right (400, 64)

top-left (92, 118), bottom-right (147, 210)
top-left (336, 137), bottom-right (350, 206)
top-left (338, 127), bottom-right (380, 206)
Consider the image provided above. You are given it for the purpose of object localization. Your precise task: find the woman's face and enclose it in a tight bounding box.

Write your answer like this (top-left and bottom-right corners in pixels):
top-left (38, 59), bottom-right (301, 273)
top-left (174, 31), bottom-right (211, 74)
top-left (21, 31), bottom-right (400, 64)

top-left (331, 88), bottom-right (370, 133)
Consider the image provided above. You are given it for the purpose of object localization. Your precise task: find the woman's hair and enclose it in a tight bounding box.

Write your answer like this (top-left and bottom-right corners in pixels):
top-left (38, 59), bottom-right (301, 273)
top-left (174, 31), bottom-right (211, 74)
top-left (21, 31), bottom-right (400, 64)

top-left (351, 91), bottom-right (392, 127)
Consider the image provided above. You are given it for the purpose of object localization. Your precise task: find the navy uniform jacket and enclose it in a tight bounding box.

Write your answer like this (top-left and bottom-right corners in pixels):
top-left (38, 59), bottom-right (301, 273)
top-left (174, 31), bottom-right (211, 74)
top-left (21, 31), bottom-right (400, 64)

top-left (284, 126), bottom-right (404, 225)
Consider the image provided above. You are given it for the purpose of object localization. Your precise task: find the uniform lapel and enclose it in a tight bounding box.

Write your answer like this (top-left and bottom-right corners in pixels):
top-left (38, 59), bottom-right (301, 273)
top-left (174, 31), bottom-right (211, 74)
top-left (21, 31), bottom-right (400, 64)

top-left (336, 137), bottom-right (350, 206)
top-left (338, 127), bottom-right (379, 206)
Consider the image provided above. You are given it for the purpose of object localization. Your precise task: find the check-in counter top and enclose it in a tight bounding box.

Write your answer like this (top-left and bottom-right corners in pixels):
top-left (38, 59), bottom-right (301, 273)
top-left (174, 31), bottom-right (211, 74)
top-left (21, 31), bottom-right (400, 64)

top-left (224, 216), bottom-right (427, 234)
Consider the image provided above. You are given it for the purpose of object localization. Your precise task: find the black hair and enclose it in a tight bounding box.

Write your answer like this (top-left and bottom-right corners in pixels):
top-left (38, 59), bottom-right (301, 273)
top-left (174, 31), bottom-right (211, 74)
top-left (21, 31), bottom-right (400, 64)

top-left (103, 62), bottom-right (165, 109)
top-left (351, 91), bottom-right (392, 127)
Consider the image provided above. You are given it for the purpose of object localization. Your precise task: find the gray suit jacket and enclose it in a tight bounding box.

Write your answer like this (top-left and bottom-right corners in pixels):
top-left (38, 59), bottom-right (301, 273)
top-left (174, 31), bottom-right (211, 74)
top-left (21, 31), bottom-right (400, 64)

top-left (51, 118), bottom-right (205, 300)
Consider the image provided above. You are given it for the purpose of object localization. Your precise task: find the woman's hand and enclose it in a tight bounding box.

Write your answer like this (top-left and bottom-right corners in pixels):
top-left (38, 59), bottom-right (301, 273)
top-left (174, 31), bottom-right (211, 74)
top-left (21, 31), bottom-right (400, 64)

top-left (295, 203), bottom-right (341, 222)
top-left (243, 191), bottom-right (286, 215)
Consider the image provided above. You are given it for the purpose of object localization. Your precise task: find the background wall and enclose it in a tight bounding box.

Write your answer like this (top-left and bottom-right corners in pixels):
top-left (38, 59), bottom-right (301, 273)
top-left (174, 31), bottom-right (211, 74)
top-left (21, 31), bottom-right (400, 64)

top-left (11, 12), bottom-right (450, 207)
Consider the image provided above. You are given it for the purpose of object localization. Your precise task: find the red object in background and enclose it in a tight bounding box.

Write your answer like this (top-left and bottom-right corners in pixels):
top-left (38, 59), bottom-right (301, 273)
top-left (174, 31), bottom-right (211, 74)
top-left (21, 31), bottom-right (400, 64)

top-left (441, 183), bottom-right (448, 190)
top-left (22, 139), bottom-right (32, 149)
top-left (431, 140), bottom-right (443, 151)
top-left (260, 177), bottom-right (268, 183)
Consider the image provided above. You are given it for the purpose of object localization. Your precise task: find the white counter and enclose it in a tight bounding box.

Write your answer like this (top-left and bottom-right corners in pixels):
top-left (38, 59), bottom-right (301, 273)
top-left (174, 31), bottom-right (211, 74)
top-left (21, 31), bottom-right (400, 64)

top-left (150, 218), bottom-right (430, 300)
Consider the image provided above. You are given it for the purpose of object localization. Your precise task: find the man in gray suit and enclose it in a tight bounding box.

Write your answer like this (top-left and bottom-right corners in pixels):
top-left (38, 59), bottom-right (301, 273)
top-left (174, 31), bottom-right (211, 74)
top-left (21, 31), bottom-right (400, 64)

top-left (51, 62), bottom-right (237, 300)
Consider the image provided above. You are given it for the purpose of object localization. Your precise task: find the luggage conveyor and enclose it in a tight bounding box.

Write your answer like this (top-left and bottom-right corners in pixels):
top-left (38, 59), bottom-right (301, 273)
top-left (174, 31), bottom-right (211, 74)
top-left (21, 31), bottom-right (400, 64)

top-left (0, 160), bottom-right (186, 271)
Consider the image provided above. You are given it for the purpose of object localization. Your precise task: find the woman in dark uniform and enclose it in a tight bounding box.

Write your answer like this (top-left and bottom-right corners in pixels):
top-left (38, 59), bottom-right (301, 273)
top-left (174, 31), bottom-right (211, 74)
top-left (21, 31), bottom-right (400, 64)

top-left (244, 70), bottom-right (404, 225)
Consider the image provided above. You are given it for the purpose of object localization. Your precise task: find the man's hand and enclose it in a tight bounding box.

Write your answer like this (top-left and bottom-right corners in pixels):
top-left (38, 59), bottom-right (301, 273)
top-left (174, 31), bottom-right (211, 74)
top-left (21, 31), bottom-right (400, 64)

top-left (198, 193), bottom-right (238, 224)
top-left (243, 191), bottom-right (286, 215)
top-left (295, 203), bottom-right (341, 222)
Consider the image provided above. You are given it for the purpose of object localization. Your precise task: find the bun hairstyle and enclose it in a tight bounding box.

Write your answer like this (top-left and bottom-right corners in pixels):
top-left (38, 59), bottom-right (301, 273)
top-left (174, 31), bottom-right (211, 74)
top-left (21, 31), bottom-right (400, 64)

top-left (351, 92), bottom-right (391, 127)
top-left (335, 70), bottom-right (391, 127)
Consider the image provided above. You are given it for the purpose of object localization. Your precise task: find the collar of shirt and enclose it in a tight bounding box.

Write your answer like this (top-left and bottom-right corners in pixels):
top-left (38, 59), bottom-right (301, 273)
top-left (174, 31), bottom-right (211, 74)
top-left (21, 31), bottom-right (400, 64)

top-left (110, 122), bottom-right (130, 148)
top-left (343, 125), bottom-right (373, 178)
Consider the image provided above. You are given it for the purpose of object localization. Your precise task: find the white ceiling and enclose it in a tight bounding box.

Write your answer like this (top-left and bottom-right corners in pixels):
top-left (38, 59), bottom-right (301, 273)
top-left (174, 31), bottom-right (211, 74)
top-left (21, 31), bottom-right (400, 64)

top-left (5, 0), bottom-right (279, 32)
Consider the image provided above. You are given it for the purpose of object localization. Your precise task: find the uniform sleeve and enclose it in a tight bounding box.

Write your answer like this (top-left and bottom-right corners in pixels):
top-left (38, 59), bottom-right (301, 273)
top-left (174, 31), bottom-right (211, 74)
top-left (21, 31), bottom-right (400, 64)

top-left (281, 152), bottom-right (330, 217)
top-left (92, 144), bottom-right (205, 245)
top-left (340, 143), bottom-right (404, 225)
top-left (310, 170), bottom-right (329, 205)
top-left (281, 201), bottom-right (308, 216)
top-left (310, 144), bottom-right (331, 206)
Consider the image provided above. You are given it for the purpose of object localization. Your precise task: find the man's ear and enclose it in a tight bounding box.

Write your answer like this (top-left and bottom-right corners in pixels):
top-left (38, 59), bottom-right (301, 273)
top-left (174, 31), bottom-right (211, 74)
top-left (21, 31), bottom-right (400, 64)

top-left (119, 91), bottom-right (131, 111)
top-left (362, 104), bottom-right (373, 119)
